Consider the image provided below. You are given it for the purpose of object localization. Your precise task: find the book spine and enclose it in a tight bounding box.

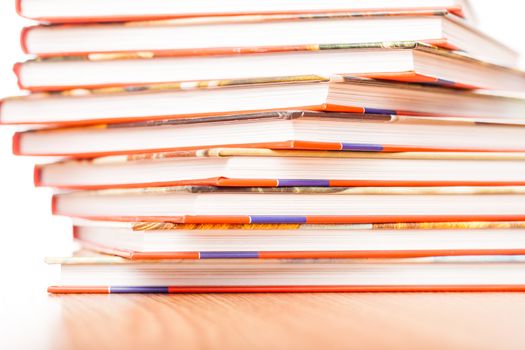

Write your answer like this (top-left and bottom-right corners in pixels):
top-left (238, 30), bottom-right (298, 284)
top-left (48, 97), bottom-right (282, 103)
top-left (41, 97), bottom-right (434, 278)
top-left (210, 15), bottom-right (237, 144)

top-left (12, 62), bottom-right (26, 90)
top-left (11, 132), bottom-right (22, 155)
top-left (33, 165), bottom-right (42, 187)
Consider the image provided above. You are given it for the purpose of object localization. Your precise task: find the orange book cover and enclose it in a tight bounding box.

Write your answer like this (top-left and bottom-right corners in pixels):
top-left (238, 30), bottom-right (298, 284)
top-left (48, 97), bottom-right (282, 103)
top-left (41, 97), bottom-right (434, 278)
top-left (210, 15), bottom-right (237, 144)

top-left (19, 11), bottom-right (461, 58)
top-left (47, 285), bottom-right (525, 294)
top-left (16, 41), bottom-right (500, 92)
top-left (51, 185), bottom-right (525, 224)
top-left (16, 110), bottom-right (474, 157)
top-left (16, 1), bottom-right (468, 24)
top-left (73, 234), bottom-right (525, 261)
top-left (45, 253), bottom-right (525, 294)
top-left (34, 148), bottom-right (525, 190)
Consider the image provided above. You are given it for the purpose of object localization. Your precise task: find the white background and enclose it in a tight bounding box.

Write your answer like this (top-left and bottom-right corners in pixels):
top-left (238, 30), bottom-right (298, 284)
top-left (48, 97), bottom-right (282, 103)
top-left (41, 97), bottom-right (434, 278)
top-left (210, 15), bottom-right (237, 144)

top-left (0, 0), bottom-right (524, 327)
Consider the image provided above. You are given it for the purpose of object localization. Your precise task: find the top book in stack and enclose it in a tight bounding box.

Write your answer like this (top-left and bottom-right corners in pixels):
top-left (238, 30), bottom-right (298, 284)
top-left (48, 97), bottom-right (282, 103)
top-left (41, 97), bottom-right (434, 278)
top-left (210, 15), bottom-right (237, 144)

top-left (20, 11), bottom-right (514, 68)
top-left (16, 0), bottom-right (476, 23)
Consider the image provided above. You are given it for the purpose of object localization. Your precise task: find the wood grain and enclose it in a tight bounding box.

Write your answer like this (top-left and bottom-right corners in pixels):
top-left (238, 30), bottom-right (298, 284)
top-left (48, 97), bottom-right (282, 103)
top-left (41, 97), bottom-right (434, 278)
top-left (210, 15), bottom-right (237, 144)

top-left (4, 292), bottom-right (525, 350)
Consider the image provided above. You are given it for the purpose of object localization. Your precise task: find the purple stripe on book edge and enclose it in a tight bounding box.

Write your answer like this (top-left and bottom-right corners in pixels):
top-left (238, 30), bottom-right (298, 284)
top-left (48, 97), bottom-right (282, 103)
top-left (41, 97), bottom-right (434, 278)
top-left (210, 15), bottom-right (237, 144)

top-left (363, 108), bottom-right (397, 115)
top-left (110, 286), bottom-right (169, 293)
top-left (200, 251), bottom-right (260, 259)
top-left (341, 143), bottom-right (384, 152)
top-left (436, 78), bottom-right (455, 86)
top-left (277, 179), bottom-right (330, 187)
top-left (250, 216), bottom-right (308, 224)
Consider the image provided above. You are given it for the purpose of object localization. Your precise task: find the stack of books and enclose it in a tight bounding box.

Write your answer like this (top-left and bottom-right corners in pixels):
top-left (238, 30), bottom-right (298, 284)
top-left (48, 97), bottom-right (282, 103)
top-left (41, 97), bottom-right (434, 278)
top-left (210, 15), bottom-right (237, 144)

top-left (5, 0), bottom-right (525, 293)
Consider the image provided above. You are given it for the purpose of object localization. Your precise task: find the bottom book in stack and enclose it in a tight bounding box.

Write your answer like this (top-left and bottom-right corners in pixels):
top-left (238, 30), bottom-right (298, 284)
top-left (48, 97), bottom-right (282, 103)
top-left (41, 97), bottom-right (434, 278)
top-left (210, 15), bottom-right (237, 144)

top-left (47, 220), bottom-right (525, 293)
top-left (48, 252), bottom-right (525, 294)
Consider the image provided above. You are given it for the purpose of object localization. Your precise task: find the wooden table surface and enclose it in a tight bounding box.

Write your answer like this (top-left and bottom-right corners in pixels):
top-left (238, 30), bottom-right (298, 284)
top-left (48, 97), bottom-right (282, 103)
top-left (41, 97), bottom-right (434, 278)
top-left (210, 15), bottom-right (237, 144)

top-left (2, 291), bottom-right (525, 350)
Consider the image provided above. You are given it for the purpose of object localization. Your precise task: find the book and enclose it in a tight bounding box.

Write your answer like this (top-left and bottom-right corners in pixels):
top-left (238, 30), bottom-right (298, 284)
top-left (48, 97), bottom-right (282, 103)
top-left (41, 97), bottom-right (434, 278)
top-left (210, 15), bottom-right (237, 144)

top-left (13, 112), bottom-right (525, 157)
top-left (35, 148), bottom-right (525, 189)
top-left (72, 218), bottom-right (525, 260)
top-left (21, 11), bottom-right (515, 67)
top-left (52, 185), bottom-right (525, 224)
top-left (91, 220), bottom-right (525, 231)
top-left (17, 0), bottom-right (474, 23)
top-left (17, 41), bottom-right (525, 92)
top-left (47, 252), bottom-right (525, 293)
top-left (4, 76), bottom-right (525, 126)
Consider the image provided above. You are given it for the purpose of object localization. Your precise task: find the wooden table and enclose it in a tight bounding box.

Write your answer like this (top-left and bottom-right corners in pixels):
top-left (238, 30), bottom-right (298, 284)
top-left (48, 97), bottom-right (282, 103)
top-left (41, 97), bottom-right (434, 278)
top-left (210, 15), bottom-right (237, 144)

top-left (3, 291), bottom-right (525, 350)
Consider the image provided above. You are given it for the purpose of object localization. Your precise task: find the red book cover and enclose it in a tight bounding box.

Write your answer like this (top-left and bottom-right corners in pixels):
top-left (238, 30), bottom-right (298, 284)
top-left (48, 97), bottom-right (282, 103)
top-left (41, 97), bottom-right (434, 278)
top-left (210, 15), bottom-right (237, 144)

top-left (16, 0), bottom-right (468, 24)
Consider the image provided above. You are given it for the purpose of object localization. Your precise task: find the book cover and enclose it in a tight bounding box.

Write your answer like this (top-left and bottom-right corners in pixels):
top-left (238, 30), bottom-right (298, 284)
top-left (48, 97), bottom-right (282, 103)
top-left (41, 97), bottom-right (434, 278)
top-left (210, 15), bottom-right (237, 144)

top-left (46, 252), bottom-right (525, 294)
top-left (35, 148), bottom-right (525, 189)
top-left (17, 1), bottom-right (469, 23)
top-left (18, 41), bottom-right (516, 92)
top-left (52, 185), bottom-right (525, 224)
top-left (21, 11), bottom-right (459, 56)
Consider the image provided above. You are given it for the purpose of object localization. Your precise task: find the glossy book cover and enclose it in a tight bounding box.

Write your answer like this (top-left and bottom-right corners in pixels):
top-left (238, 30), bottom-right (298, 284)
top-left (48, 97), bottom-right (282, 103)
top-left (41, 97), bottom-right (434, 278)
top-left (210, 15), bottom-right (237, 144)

top-left (35, 148), bottom-right (525, 189)
top-left (46, 253), bottom-right (525, 294)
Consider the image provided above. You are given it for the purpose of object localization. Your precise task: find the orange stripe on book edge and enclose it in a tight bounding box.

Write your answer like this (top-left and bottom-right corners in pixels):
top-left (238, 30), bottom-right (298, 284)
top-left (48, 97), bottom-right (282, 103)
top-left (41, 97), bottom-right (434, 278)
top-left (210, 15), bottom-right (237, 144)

top-left (358, 71), bottom-right (437, 84)
top-left (328, 180), bottom-right (525, 187)
top-left (72, 215), bottom-right (188, 223)
top-left (72, 226), bottom-right (80, 239)
top-left (216, 178), bottom-right (279, 187)
top-left (361, 73), bottom-right (479, 90)
top-left (305, 215), bottom-right (525, 224)
top-left (51, 195), bottom-right (58, 215)
top-left (56, 214), bottom-right (525, 225)
top-left (259, 249), bottom-right (525, 259)
top-left (421, 39), bottom-right (460, 51)
top-left (379, 146), bottom-right (495, 152)
top-left (33, 165), bottom-right (42, 187)
top-left (127, 252), bottom-right (200, 260)
top-left (15, 0), bottom-right (22, 16)
top-left (447, 5), bottom-right (464, 18)
top-left (166, 285), bottom-right (525, 293)
top-left (183, 216), bottom-right (252, 224)
top-left (11, 132), bottom-right (22, 156)
top-left (48, 286), bottom-right (109, 294)
top-left (47, 285), bottom-right (525, 294)
top-left (12, 62), bottom-right (25, 90)
top-left (73, 215), bottom-right (251, 225)
top-left (288, 140), bottom-right (343, 151)
top-left (361, 72), bottom-right (478, 89)
top-left (324, 104), bottom-right (365, 113)
top-left (20, 26), bottom-right (33, 55)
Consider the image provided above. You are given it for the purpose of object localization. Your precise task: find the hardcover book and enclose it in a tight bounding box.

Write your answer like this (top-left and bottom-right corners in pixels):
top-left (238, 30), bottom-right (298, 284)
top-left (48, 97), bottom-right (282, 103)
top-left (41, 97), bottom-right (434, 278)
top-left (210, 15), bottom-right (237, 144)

top-left (17, 0), bottom-right (475, 23)
top-left (16, 42), bottom-right (525, 92)
top-left (47, 252), bottom-right (525, 294)
top-left (3, 76), bottom-right (525, 126)
top-left (13, 112), bottom-right (525, 157)
top-left (52, 185), bottom-right (525, 224)
top-left (20, 11), bottom-right (515, 66)
top-left (71, 218), bottom-right (525, 260)
top-left (35, 148), bottom-right (525, 189)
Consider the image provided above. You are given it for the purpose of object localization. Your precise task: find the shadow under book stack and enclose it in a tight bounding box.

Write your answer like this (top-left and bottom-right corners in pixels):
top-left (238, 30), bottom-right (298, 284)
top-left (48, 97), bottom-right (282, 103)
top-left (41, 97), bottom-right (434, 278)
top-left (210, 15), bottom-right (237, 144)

top-left (4, 0), bottom-right (525, 293)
